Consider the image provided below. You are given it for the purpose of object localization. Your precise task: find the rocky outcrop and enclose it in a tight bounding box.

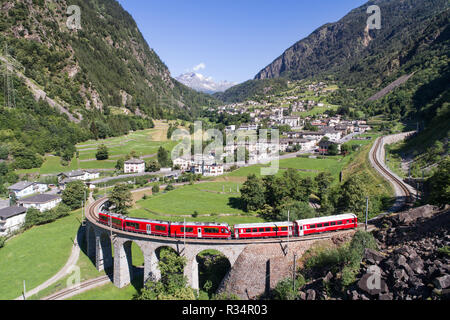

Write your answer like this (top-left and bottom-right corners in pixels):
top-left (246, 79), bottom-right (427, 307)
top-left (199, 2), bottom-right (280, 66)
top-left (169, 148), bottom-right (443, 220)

top-left (295, 206), bottom-right (449, 301)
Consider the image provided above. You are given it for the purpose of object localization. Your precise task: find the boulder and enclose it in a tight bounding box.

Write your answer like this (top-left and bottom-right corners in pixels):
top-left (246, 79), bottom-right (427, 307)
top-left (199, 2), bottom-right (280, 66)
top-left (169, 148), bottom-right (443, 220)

top-left (408, 256), bottom-right (424, 275)
top-left (357, 272), bottom-right (389, 296)
top-left (379, 293), bottom-right (393, 300)
top-left (306, 289), bottom-right (316, 300)
top-left (393, 269), bottom-right (409, 282)
top-left (397, 205), bottom-right (437, 225)
top-left (323, 271), bottom-right (333, 283)
top-left (396, 254), bottom-right (408, 269)
top-left (364, 248), bottom-right (385, 264)
top-left (434, 275), bottom-right (450, 289)
top-left (298, 291), bottom-right (306, 300)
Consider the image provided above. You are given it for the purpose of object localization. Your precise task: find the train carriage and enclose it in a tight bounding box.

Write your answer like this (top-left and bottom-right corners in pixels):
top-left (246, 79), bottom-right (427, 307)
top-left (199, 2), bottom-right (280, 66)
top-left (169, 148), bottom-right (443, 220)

top-left (295, 214), bottom-right (358, 236)
top-left (234, 222), bottom-right (295, 239)
top-left (170, 222), bottom-right (231, 239)
top-left (124, 217), bottom-right (170, 237)
top-left (98, 212), bottom-right (125, 229)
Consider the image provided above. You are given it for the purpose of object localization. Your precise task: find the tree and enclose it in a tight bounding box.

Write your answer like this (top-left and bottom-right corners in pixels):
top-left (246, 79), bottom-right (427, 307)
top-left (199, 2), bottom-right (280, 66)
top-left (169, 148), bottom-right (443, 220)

top-left (115, 158), bottom-right (124, 172)
top-left (147, 160), bottom-right (161, 172)
top-left (157, 147), bottom-right (170, 167)
top-left (135, 248), bottom-right (195, 300)
top-left (341, 144), bottom-right (351, 155)
top-left (240, 174), bottom-right (266, 212)
top-left (109, 184), bottom-right (132, 215)
top-left (152, 184), bottom-right (160, 194)
top-left (62, 180), bottom-right (88, 210)
top-left (315, 172), bottom-right (334, 199)
top-left (338, 175), bottom-right (367, 217)
top-left (427, 157), bottom-right (450, 206)
top-left (96, 144), bottom-right (109, 160)
top-left (328, 143), bottom-right (339, 156)
top-left (278, 201), bottom-right (316, 221)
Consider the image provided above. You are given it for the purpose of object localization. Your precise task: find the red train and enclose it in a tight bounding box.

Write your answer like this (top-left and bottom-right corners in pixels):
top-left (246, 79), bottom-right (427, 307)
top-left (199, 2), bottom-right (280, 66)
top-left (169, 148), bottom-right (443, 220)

top-left (98, 211), bottom-right (358, 240)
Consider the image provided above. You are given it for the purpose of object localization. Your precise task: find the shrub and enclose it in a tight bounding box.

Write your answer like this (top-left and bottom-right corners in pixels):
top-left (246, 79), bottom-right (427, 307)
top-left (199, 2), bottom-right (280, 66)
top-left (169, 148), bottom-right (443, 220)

top-left (0, 236), bottom-right (6, 249)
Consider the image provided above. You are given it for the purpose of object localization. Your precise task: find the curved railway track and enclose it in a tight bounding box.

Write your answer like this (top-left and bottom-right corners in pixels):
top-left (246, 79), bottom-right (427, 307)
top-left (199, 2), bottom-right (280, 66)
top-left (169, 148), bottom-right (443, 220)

top-left (86, 198), bottom-right (367, 244)
top-left (370, 136), bottom-right (414, 210)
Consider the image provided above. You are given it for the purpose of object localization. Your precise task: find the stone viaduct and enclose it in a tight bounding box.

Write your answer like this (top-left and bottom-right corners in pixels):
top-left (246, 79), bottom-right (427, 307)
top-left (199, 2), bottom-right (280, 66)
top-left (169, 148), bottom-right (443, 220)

top-left (85, 199), bottom-right (357, 296)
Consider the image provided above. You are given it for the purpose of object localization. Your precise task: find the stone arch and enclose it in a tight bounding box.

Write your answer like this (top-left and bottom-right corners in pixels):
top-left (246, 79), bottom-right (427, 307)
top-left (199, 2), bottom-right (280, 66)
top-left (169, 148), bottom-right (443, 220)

top-left (143, 245), bottom-right (182, 287)
top-left (113, 239), bottom-right (146, 289)
top-left (96, 231), bottom-right (113, 272)
top-left (195, 249), bottom-right (232, 297)
top-left (86, 224), bottom-right (96, 263)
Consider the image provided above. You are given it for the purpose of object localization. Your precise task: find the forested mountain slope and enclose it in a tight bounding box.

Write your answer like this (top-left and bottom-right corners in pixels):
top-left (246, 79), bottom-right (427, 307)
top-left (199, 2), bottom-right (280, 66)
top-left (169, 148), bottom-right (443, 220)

top-left (0, 0), bottom-right (217, 172)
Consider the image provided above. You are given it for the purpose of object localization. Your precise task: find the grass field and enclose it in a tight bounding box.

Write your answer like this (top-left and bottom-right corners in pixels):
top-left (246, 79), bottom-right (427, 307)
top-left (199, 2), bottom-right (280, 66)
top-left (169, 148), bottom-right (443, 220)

top-left (15, 121), bottom-right (176, 176)
top-left (0, 209), bottom-right (82, 300)
top-left (129, 182), bottom-right (264, 225)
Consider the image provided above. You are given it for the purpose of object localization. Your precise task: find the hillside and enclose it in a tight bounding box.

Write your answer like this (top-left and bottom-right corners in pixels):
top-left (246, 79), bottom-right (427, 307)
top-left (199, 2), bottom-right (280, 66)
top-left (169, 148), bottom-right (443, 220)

top-left (0, 0), bottom-right (218, 174)
top-left (0, 0), bottom-right (216, 118)
top-left (255, 0), bottom-right (448, 85)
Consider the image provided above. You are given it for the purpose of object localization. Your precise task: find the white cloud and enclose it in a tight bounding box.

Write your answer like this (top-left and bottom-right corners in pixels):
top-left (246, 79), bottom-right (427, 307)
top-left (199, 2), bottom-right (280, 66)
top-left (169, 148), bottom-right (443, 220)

top-left (193, 62), bottom-right (206, 71)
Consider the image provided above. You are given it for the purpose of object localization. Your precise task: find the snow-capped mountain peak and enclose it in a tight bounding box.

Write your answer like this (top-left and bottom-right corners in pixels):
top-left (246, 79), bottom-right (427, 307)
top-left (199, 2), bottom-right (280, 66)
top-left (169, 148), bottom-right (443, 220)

top-left (175, 72), bottom-right (236, 94)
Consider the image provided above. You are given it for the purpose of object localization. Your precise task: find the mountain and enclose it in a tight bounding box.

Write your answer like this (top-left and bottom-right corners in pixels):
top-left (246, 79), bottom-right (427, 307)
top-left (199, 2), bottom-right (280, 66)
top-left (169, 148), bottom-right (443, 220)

top-left (0, 0), bottom-right (216, 120)
top-left (255, 0), bottom-right (449, 85)
top-left (175, 72), bottom-right (236, 94)
top-left (0, 0), bottom-right (217, 172)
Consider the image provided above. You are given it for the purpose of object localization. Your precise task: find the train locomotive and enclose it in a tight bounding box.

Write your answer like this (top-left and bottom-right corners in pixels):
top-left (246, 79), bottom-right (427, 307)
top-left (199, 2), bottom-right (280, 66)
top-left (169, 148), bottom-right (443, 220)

top-left (98, 209), bottom-right (358, 240)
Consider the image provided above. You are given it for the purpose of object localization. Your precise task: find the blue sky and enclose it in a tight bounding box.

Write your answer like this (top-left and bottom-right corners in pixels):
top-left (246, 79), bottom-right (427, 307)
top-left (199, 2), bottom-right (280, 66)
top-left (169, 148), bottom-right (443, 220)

top-left (117, 0), bottom-right (368, 84)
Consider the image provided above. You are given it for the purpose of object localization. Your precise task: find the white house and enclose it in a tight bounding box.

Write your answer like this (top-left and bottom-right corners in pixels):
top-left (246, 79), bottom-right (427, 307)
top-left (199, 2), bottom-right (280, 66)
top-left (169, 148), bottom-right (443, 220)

top-left (8, 182), bottom-right (48, 199)
top-left (173, 156), bottom-right (192, 171)
top-left (281, 116), bottom-right (302, 128)
top-left (59, 170), bottom-right (100, 182)
top-left (124, 159), bottom-right (146, 174)
top-left (0, 206), bottom-right (27, 236)
top-left (18, 194), bottom-right (62, 212)
top-left (192, 164), bottom-right (224, 177)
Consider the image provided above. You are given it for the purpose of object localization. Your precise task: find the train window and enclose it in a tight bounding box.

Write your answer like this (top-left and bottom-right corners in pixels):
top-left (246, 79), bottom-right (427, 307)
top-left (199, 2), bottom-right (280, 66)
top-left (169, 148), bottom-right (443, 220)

top-left (331, 222), bottom-right (336, 226)
top-left (338, 221), bottom-right (343, 225)
top-left (259, 228), bottom-right (264, 232)
top-left (126, 222), bottom-right (139, 229)
top-left (265, 228), bottom-right (270, 232)
top-left (281, 227), bottom-right (288, 231)
top-left (112, 218), bottom-right (121, 225)
top-left (310, 224), bottom-right (315, 229)
top-left (205, 228), bottom-right (219, 234)
top-left (252, 228), bottom-right (258, 233)
top-left (100, 216), bottom-right (108, 222)
top-left (155, 225), bottom-right (166, 231)
top-left (324, 223), bottom-right (330, 227)
top-left (221, 228), bottom-right (225, 233)
top-left (246, 229), bottom-right (251, 233)
top-left (181, 227), bottom-right (194, 233)
top-left (317, 224), bottom-right (323, 228)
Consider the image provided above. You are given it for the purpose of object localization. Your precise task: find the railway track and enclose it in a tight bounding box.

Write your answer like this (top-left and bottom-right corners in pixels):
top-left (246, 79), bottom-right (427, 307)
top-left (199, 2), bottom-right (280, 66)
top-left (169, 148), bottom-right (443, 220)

top-left (370, 136), bottom-right (414, 210)
top-left (42, 275), bottom-right (110, 300)
top-left (86, 198), bottom-right (369, 244)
